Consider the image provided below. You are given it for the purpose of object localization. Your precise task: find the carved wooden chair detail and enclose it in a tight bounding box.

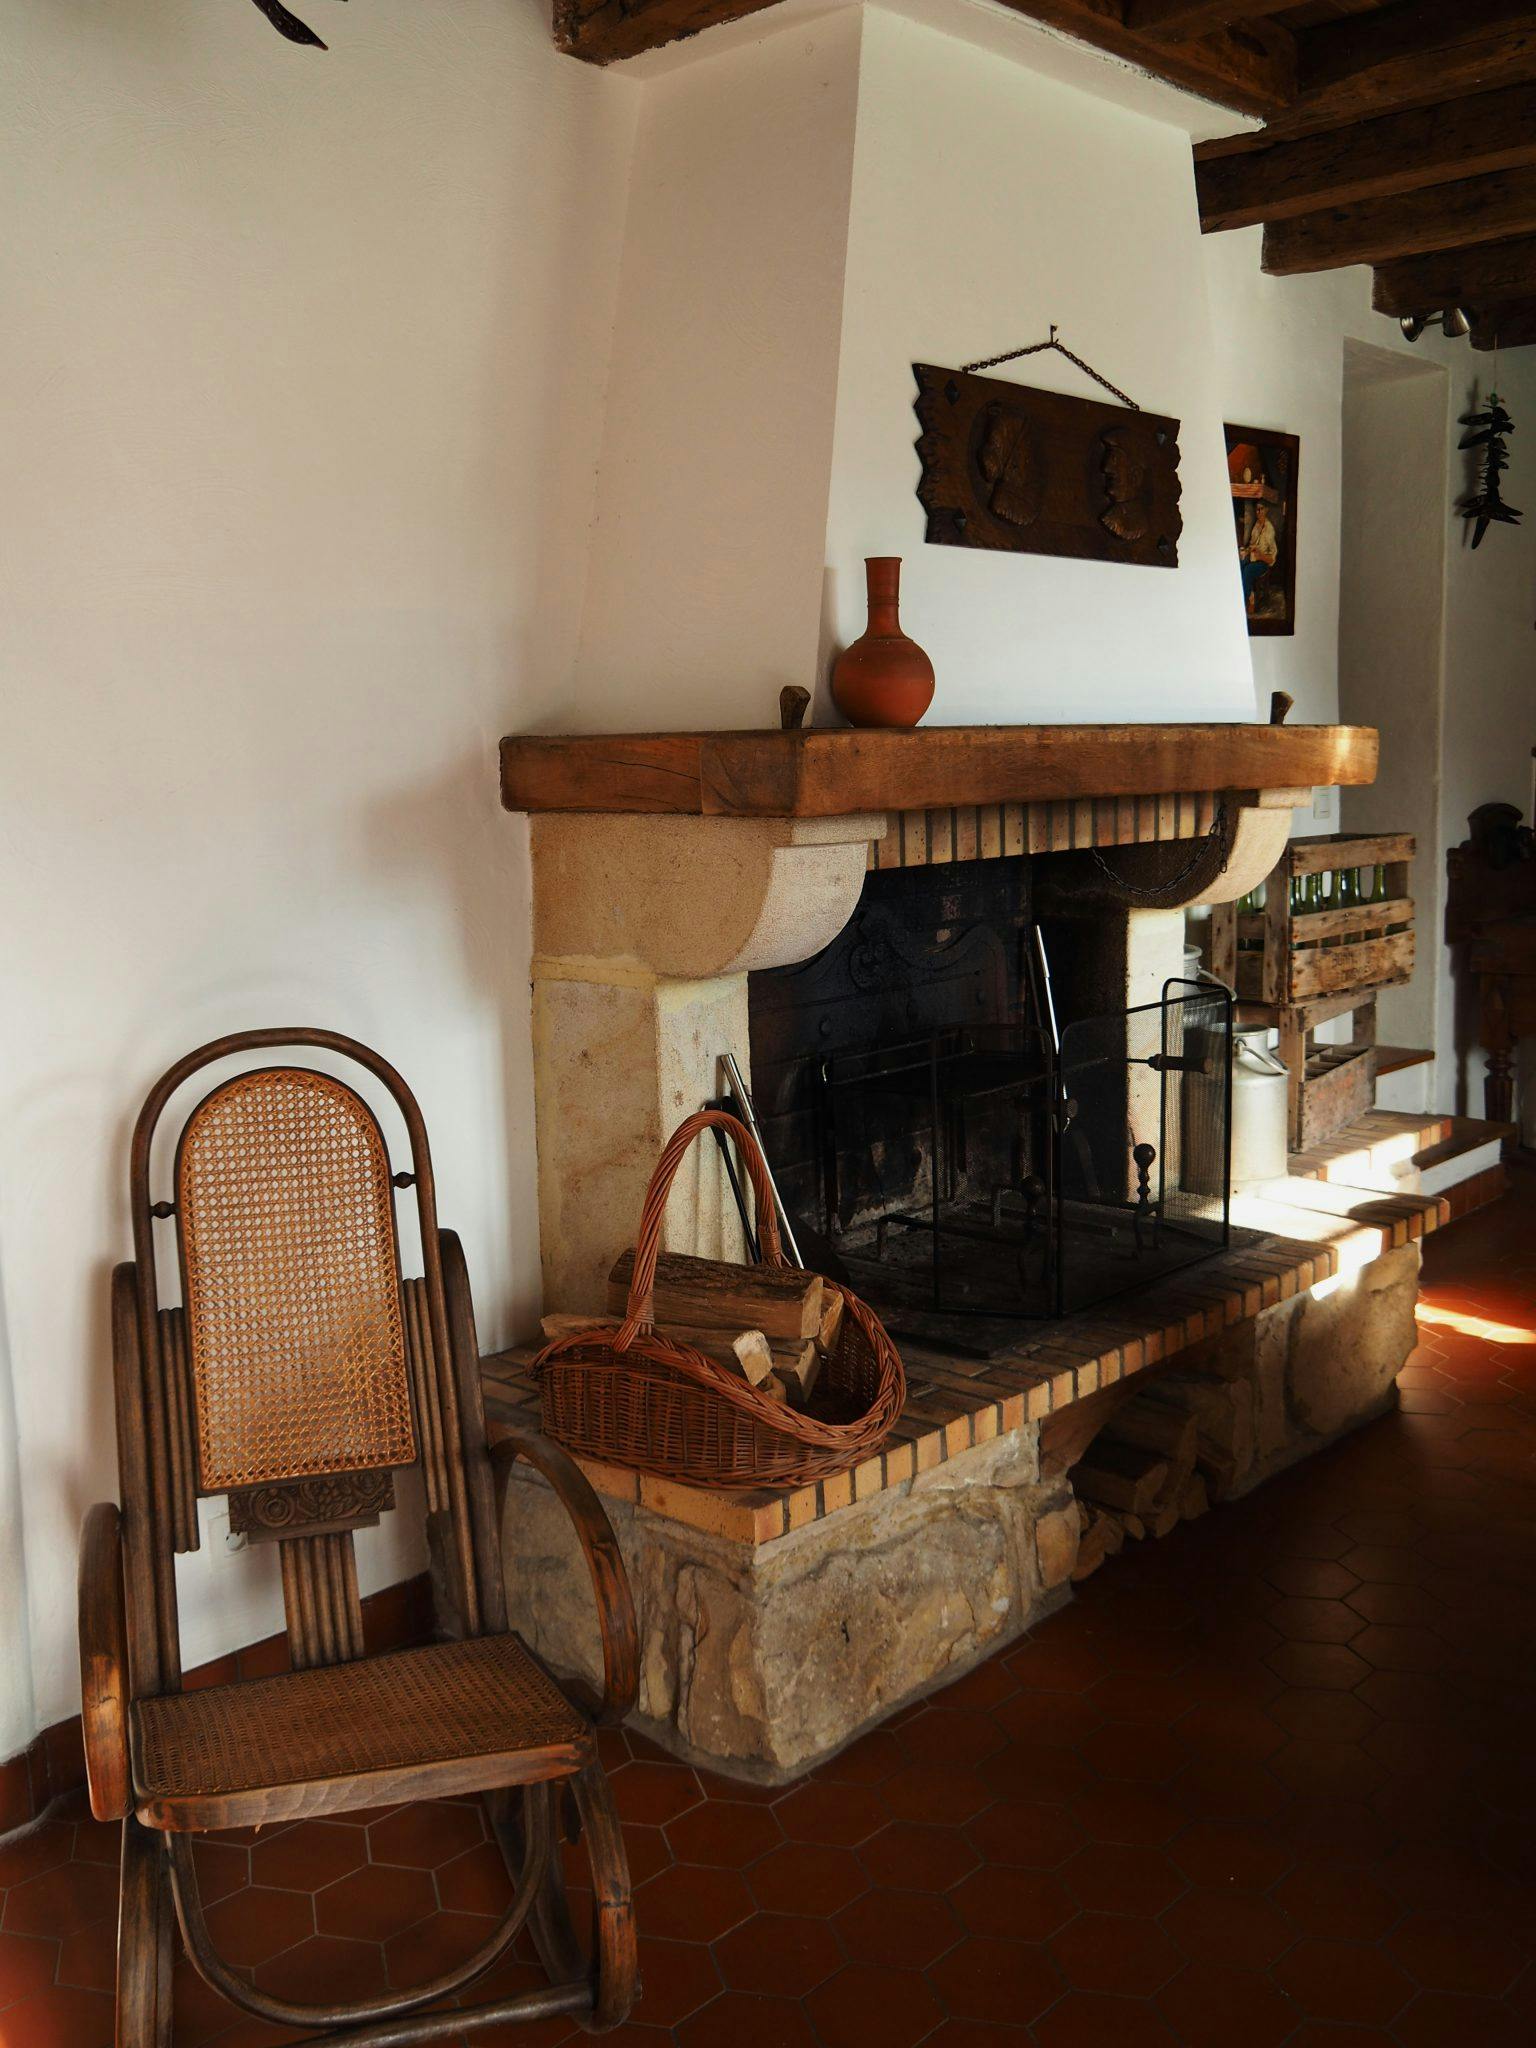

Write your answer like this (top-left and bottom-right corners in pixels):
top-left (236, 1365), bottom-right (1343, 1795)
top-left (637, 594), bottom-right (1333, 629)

top-left (78, 1028), bottom-right (639, 2045)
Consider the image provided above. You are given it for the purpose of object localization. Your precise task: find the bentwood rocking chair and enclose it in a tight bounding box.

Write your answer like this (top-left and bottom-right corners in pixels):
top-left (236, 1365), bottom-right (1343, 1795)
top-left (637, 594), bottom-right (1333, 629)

top-left (78, 1029), bottom-right (639, 2045)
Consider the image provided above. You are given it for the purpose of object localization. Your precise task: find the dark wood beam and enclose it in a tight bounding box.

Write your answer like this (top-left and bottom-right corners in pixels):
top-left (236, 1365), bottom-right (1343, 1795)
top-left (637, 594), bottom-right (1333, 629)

top-left (1123, 0), bottom-right (1252, 34)
top-left (557, 0), bottom-right (1295, 111)
top-left (1263, 165), bottom-right (1536, 276)
top-left (1281, 0), bottom-right (1536, 135)
top-left (1195, 84), bottom-right (1536, 234)
top-left (1471, 300), bottom-right (1536, 348)
top-left (555, 0), bottom-right (782, 65)
top-left (1373, 232), bottom-right (1536, 316)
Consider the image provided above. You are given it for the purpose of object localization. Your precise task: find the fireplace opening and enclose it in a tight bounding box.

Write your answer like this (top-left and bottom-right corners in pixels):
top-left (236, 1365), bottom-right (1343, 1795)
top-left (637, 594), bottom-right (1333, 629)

top-left (745, 857), bottom-right (1232, 1350)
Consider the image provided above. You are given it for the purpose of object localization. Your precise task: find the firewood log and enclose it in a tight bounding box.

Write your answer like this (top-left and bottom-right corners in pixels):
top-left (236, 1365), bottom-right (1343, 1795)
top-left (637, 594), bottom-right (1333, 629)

top-left (540, 1311), bottom-right (777, 1386)
top-left (772, 1338), bottom-right (822, 1407)
top-left (1075, 1442), bottom-right (1169, 1516)
top-left (1099, 1397), bottom-right (1197, 1468)
top-left (607, 1248), bottom-right (823, 1340)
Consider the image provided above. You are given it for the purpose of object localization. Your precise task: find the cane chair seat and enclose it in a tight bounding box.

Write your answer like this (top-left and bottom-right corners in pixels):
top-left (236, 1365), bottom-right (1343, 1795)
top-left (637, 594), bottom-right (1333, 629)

top-left (132, 1633), bottom-right (592, 1829)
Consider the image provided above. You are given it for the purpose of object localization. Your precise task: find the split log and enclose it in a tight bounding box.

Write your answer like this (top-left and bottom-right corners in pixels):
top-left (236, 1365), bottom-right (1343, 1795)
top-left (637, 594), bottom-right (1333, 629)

top-left (773, 1338), bottom-right (822, 1407)
top-left (1179, 1471), bottom-right (1211, 1521)
top-left (1097, 1397), bottom-right (1197, 1468)
top-left (1075, 1443), bottom-right (1170, 1516)
top-left (540, 1310), bottom-right (778, 1386)
top-left (608, 1248), bottom-right (823, 1340)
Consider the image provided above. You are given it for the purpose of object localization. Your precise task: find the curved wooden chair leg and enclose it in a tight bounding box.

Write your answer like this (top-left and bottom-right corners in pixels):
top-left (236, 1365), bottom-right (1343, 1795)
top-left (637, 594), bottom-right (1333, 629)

top-left (117, 1817), bottom-right (172, 2047)
top-left (488, 1766), bottom-right (636, 2034)
top-left (572, 1760), bottom-right (637, 2034)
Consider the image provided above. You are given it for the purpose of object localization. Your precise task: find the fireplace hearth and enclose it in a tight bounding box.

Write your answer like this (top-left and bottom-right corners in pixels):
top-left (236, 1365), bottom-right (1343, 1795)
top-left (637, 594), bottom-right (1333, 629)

top-left (745, 855), bottom-right (1233, 1346)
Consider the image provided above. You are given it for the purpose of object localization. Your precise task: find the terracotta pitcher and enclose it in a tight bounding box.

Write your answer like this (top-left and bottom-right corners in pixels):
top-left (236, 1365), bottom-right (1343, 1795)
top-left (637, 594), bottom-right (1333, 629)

top-left (831, 557), bottom-right (935, 729)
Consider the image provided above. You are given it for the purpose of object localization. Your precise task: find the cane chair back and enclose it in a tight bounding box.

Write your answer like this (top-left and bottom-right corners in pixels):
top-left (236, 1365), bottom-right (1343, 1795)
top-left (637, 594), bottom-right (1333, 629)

top-left (124, 1029), bottom-right (499, 1698)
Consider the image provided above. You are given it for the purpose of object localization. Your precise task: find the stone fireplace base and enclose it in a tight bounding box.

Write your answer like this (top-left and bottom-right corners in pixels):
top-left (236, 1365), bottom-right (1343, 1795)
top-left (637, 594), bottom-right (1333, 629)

top-left (486, 1123), bottom-right (1440, 1781)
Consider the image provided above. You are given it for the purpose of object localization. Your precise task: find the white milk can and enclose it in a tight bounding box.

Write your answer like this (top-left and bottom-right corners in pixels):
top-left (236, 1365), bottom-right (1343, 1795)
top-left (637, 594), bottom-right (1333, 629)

top-left (1230, 1029), bottom-right (1290, 1189)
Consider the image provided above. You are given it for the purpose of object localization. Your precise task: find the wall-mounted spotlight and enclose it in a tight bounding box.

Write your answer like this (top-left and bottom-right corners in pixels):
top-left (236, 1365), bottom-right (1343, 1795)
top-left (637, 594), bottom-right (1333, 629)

top-left (1399, 308), bottom-right (1471, 342)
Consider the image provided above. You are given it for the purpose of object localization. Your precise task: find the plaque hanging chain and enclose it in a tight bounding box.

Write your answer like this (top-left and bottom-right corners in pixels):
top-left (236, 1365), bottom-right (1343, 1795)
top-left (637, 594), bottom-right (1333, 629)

top-left (961, 326), bottom-right (1143, 413)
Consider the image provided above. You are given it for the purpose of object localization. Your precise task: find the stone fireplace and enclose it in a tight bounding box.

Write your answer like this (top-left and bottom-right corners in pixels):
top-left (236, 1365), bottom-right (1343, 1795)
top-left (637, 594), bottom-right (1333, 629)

top-left (485, 720), bottom-right (1436, 1779)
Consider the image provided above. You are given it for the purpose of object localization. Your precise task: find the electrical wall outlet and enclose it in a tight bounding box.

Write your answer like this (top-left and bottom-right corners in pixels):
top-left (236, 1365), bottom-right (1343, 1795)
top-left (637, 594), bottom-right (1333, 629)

top-left (1312, 785), bottom-right (1337, 824)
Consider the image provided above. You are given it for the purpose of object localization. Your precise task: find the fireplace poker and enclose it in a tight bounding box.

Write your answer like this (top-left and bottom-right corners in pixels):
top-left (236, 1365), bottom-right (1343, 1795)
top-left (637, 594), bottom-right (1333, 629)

top-left (719, 1052), bottom-right (806, 1269)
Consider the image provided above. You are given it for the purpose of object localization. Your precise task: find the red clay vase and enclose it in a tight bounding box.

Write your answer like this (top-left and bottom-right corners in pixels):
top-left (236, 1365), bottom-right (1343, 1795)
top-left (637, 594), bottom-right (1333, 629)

top-left (831, 557), bottom-right (935, 729)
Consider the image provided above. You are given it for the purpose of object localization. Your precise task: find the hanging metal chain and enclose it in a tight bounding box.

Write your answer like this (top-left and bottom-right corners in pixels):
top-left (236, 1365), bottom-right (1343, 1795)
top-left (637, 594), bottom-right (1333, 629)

top-left (961, 325), bottom-right (1142, 412)
top-left (1087, 801), bottom-right (1231, 905)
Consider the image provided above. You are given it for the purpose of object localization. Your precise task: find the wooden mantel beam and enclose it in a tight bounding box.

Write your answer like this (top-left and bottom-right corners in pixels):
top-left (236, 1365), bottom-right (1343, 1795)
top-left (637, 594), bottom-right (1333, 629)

top-left (1262, 165), bottom-right (1536, 277)
top-left (1195, 84), bottom-right (1536, 234)
top-left (1372, 232), bottom-right (1536, 316)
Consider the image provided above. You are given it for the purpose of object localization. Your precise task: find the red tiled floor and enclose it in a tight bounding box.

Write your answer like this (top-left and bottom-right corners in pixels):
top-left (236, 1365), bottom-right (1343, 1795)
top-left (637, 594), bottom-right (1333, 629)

top-left (3, 1175), bottom-right (1536, 2044)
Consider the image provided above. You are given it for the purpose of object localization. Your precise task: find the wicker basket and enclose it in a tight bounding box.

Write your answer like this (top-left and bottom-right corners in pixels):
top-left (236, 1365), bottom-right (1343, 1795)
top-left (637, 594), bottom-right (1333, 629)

top-left (532, 1110), bottom-right (905, 1491)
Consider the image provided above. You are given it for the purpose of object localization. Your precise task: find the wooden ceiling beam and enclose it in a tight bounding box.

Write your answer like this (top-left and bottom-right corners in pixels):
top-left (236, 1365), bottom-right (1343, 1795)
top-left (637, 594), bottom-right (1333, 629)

top-left (1373, 232), bottom-right (1536, 316)
top-left (1123, 0), bottom-right (1256, 36)
top-left (1279, 0), bottom-right (1536, 135)
top-left (1195, 84), bottom-right (1536, 234)
top-left (1262, 164), bottom-right (1536, 277)
top-left (557, 0), bottom-right (1295, 110)
top-left (1470, 300), bottom-right (1536, 348)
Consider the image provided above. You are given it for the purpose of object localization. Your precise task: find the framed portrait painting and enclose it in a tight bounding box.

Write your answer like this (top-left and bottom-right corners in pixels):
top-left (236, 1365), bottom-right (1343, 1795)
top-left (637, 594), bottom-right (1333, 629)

top-left (1225, 425), bottom-right (1298, 636)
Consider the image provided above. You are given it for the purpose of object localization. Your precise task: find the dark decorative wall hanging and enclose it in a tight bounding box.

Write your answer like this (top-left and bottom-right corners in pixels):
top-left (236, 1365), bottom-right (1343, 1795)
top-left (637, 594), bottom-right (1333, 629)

top-left (912, 330), bottom-right (1183, 568)
top-left (250, 0), bottom-right (336, 47)
top-left (1458, 392), bottom-right (1522, 548)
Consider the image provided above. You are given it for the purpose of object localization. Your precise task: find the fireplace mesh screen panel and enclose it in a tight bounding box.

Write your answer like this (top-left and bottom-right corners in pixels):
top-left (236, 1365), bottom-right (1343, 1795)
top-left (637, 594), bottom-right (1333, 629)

top-left (747, 861), bottom-right (1230, 1342)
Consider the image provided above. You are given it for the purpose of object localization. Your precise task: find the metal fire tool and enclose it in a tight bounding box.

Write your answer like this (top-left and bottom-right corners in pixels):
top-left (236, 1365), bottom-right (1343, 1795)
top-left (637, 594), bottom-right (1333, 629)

top-left (718, 1052), bottom-right (805, 1269)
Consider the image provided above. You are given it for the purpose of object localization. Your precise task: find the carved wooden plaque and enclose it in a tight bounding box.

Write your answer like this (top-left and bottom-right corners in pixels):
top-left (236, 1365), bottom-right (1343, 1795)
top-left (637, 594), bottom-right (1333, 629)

top-left (228, 1469), bottom-right (395, 1544)
top-left (913, 364), bottom-right (1182, 568)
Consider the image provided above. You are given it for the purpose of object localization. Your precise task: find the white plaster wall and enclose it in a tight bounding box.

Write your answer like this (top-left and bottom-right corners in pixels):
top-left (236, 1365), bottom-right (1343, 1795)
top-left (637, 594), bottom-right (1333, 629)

top-left (821, 8), bottom-right (1257, 724)
top-left (1, 0), bottom-right (638, 1735)
top-left (574, 9), bottom-right (865, 727)
top-left (1338, 347), bottom-right (1450, 1077)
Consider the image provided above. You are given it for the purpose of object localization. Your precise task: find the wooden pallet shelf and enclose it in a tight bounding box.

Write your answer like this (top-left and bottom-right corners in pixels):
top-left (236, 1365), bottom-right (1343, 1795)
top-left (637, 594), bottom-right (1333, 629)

top-left (1211, 832), bottom-right (1416, 1149)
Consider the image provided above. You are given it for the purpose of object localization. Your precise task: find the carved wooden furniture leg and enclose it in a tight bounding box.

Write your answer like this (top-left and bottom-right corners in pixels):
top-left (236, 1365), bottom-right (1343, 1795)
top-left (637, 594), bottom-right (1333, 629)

top-left (1486, 980), bottom-right (1516, 1122)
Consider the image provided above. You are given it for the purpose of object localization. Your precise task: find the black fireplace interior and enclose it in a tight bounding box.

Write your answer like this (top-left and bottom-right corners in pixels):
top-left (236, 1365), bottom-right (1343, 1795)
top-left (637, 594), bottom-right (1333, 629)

top-left (745, 857), bottom-right (1231, 1353)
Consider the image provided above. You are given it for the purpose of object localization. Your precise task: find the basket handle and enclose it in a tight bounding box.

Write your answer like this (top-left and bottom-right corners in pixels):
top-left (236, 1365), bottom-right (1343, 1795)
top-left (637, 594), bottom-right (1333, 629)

top-left (613, 1109), bottom-right (787, 1353)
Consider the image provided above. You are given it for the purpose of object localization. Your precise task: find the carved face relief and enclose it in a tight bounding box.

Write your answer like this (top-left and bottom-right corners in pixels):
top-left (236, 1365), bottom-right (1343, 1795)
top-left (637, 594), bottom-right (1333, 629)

top-left (977, 405), bottom-right (1044, 530)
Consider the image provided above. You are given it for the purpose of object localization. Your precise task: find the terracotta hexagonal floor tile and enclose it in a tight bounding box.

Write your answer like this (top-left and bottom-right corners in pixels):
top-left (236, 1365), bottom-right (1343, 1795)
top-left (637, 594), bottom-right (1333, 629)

top-left (771, 1779), bottom-right (887, 1848)
top-left (0, 1927), bottom-right (59, 2004)
top-left (608, 1762), bottom-right (704, 1830)
top-left (366, 1800), bottom-right (487, 1870)
top-left (256, 1931), bottom-right (390, 2005)
top-left (1074, 1722), bottom-right (1188, 1786)
top-left (860, 1821), bottom-right (979, 1893)
top-left (896, 1708), bottom-right (1007, 1773)
top-left (626, 1934), bottom-right (721, 2028)
top-left (965, 1800), bottom-right (1084, 1870)
top-left (810, 1729), bottom-right (905, 1787)
top-left (201, 1881), bottom-right (315, 1968)
top-left (665, 1800), bottom-right (782, 1869)
top-left (1049, 1911), bottom-right (1180, 1997)
top-left (1272, 1937), bottom-right (1414, 2024)
top-left (0, 1823), bottom-right (73, 1889)
top-left (927, 1935), bottom-right (1061, 2026)
top-left (806, 1962), bottom-right (944, 2048)
top-left (1268, 1737), bottom-right (1385, 1803)
top-left (3, 1857), bottom-right (117, 1939)
top-left (249, 1818), bottom-right (368, 1893)
top-left (426, 1839), bottom-right (513, 1921)
top-left (1033, 1987), bottom-right (1181, 2047)
top-left (1264, 1558), bottom-right (1359, 1600)
top-left (1266, 1596), bottom-right (1366, 1644)
top-left (832, 1885), bottom-right (960, 1971)
top-left (880, 1765), bottom-right (992, 1828)
top-left (1066, 1782), bottom-right (1183, 1847)
top-left (54, 1912), bottom-right (115, 1994)
top-left (1266, 1685), bottom-right (1377, 1745)
top-left (747, 1841), bottom-right (867, 1918)
top-left (0, 1982), bottom-right (115, 2047)
top-left (1160, 1887), bottom-right (1295, 1970)
top-left (1272, 1862), bottom-right (1400, 1942)
top-left (673, 1989), bottom-right (819, 2048)
top-left (1059, 1841), bottom-right (1184, 1919)
top-left (714, 1908), bottom-right (843, 1996)
top-left (189, 1836), bottom-right (251, 1907)
top-left (950, 1863), bottom-right (1076, 1943)
top-left (636, 1861), bottom-right (753, 1944)
top-left (1393, 1990), bottom-right (1536, 2048)
top-left (1264, 1640), bottom-right (1373, 1691)
top-left (1155, 1960), bottom-right (1298, 2048)
top-left (1169, 1818), bottom-right (1292, 1891)
top-left (314, 1862), bottom-right (435, 1943)
top-left (1387, 1909), bottom-right (1528, 1996)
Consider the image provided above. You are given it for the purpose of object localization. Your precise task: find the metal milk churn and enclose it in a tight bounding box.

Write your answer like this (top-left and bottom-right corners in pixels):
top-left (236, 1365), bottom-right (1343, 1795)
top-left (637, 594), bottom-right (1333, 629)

top-left (1230, 1028), bottom-right (1290, 1189)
